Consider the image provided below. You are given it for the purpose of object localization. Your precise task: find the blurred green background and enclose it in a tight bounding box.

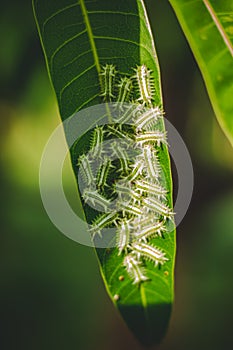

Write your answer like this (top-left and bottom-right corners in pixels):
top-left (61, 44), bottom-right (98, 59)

top-left (1, 1), bottom-right (233, 349)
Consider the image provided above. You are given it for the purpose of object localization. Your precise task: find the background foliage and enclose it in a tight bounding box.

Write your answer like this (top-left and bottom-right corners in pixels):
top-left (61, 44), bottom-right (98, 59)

top-left (0, 1), bottom-right (233, 349)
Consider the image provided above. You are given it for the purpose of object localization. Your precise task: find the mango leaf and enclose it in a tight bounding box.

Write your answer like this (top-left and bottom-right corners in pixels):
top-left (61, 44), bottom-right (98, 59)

top-left (169, 0), bottom-right (233, 147)
top-left (33, 0), bottom-right (175, 345)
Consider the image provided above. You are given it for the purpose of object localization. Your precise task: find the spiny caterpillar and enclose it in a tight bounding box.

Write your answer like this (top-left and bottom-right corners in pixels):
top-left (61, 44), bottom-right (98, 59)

top-left (90, 126), bottom-right (105, 159)
top-left (124, 255), bottom-right (148, 284)
top-left (99, 64), bottom-right (117, 101)
top-left (76, 63), bottom-right (174, 286)
top-left (96, 156), bottom-right (113, 189)
top-left (135, 130), bottom-right (167, 147)
top-left (89, 211), bottom-right (118, 237)
top-left (78, 154), bottom-right (95, 188)
top-left (116, 76), bottom-right (133, 109)
top-left (133, 64), bottom-right (155, 106)
top-left (134, 106), bottom-right (163, 131)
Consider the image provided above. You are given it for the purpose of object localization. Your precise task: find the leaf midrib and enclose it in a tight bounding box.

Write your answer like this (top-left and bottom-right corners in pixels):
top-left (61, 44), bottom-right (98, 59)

top-left (203, 0), bottom-right (233, 56)
top-left (79, 0), bottom-right (101, 76)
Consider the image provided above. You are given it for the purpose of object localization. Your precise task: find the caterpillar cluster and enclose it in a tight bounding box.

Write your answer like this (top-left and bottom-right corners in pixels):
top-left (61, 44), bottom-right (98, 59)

top-left (77, 64), bottom-right (174, 285)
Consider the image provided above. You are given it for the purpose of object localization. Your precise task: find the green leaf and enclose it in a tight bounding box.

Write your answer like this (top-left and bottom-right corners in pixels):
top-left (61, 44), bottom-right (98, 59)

top-left (33, 0), bottom-right (175, 345)
top-left (169, 0), bottom-right (233, 147)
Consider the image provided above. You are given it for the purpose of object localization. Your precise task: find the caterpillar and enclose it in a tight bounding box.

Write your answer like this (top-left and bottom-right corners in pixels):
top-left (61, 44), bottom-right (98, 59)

top-left (135, 130), bottom-right (167, 147)
top-left (99, 64), bottom-right (117, 101)
top-left (82, 189), bottom-right (112, 212)
top-left (78, 154), bottom-right (95, 187)
top-left (125, 160), bottom-right (145, 182)
top-left (116, 219), bottom-right (131, 255)
top-left (143, 197), bottom-right (174, 220)
top-left (131, 242), bottom-right (168, 266)
top-left (110, 141), bottom-right (131, 174)
top-left (90, 126), bottom-right (105, 159)
top-left (134, 106), bottom-right (162, 131)
top-left (113, 104), bottom-right (140, 126)
top-left (115, 180), bottom-right (141, 203)
top-left (107, 124), bottom-right (133, 142)
top-left (139, 145), bottom-right (160, 180)
top-left (90, 211), bottom-right (118, 237)
top-left (116, 76), bottom-right (133, 109)
top-left (96, 156), bottom-right (113, 189)
top-left (118, 201), bottom-right (143, 217)
top-left (123, 254), bottom-right (148, 284)
top-left (131, 212), bottom-right (157, 228)
top-left (131, 220), bottom-right (166, 241)
top-left (133, 64), bottom-right (155, 106)
top-left (135, 179), bottom-right (167, 199)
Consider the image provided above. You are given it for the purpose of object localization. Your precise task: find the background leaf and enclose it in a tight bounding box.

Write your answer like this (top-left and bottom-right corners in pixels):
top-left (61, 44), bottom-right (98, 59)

top-left (169, 0), bottom-right (233, 147)
top-left (33, 0), bottom-right (175, 345)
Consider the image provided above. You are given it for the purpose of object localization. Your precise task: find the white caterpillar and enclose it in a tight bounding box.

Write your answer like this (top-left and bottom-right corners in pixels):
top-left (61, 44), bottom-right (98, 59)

top-left (123, 254), bottom-right (148, 284)
top-left (116, 219), bottom-right (131, 255)
top-left (90, 126), bottom-right (105, 159)
top-left (96, 156), bottom-right (113, 189)
top-left (133, 64), bottom-right (155, 106)
top-left (90, 211), bottom-right (118, 238)
top-left (115, 180), bottom-right (141, 203)
top-left (131, 220), bottom-right (166, 241)
top-left (135, 179), bottom-right (167, 200)
top-left (131, 242), bottom-right (168, 266)
top-left (78, 154), bottom-right (95, 187)
top-left (82, 189), bottom-right (112, 212)
top-left (135, 130), bottom-right (167, 147)
top-left (134, 106), bottom-right (162, 131)
top-left (139, 145), bottom-right (160, 180)
top-left (118, 201), bottom-right (143, 217)
top-left (110, 141), bottom-right (131, 174)
top-left (144, 197), bottom-right (174, 220)
top-left (116, 76), bottom-right (133, 109)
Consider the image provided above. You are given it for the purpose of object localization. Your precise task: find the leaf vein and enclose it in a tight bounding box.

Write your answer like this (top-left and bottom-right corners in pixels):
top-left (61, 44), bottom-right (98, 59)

top-left (50, 29), bottom-right (87, 69)
top-left (59, 63), bottom-right (96, 100)
top-left (74, 93), bottom-right (100, 113)
top-left (42, 3), bottom-right (79, 35)
top-left (63, 49), bottom-right (93, 68)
